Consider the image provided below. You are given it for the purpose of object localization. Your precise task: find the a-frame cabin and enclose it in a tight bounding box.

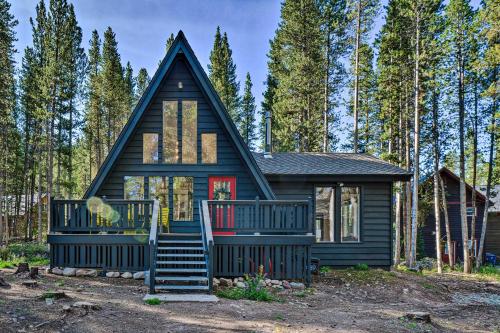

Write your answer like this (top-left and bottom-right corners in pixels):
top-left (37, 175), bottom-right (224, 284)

top-left (48, 32), bottom-right (410, 294)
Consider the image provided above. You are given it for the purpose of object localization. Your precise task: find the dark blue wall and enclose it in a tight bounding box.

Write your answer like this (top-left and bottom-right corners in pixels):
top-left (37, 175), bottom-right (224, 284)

top-left (267, 176), bottom-right (393, 267)
top-left (95, 55), bottom-right (264, 233)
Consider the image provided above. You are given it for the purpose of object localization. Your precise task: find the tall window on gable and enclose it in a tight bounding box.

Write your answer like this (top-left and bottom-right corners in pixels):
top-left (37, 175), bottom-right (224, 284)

top-left (182, 101), bottom-right (197, 164)
top-left (124, 176), bottom-right (144, 199)
top-left (163, 101), bottom-right (178, 163)
top-left (173, 177), bottom-right (193, 221)
top-left (341, 187), bottom-right (360, 242)
top-left (143, 133), bottom-right (159, 163)
top-left (201, 133), bottom-right (217, 164)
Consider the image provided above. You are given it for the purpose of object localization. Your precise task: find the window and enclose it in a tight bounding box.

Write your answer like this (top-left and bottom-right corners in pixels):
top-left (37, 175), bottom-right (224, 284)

top-left (201, 133), bottom-right (217, 164)
top-left (315, 187), bottom-right (335, 242)
top-left (143, 133), bottom-right (159, 163)
top-left (149, 176), bottom-right (169, 230)
top-left (163, 101), bottom-right (178, 163)
top-left (173, 177), bottom-right (193, 221)
top-left (182, 100), bottom-right (197, 164)
top-left (124, 176), bottom-right (144, 199)
top-left (341, 187), bottom-right (360, 242)
top-left (466, 207), bottom-right (476, 217)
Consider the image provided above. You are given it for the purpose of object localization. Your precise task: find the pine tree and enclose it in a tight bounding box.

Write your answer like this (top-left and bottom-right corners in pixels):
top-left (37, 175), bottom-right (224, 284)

top-left (320, 0), bottom-right (350, 152)
top-left (347, 0), bottom-right (379, 153)
top-left (268, 0), bottom-right (324, 151)
top-left (208, 26), bottom-right (241, 126)
top-left (240, 73), bottom-right (257, 149)
top-left (444, 0), bottom-right (475, 273)
top-left (101, 26), bottom-right (126, 152)
top-left (0, 0), bottom-right (18, 243)
top-left (165, 33), bottom-right (175, 52)
top-left (124, 61), bottom-right (134, 111)
top-left (135, 68), bottom-right (150, 103)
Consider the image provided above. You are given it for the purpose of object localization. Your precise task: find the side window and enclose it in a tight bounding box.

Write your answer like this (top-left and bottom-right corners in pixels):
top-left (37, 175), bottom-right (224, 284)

top-left (341, 187), bottom-right (360, 242)
top-left (173, 177), bottom-right (194, 221)
top-left (163, 101), bottom-right (178, 163)
top-left (315, 187), bottom-right (335, 242)
top-left (124, 176), bottom-right (144, 199)
top-left (143, 133), bottom-right (159, 163)
top-left (201, 133), bottom-right (217, 164)
top-left (182, 101), bottom-right (197, 164)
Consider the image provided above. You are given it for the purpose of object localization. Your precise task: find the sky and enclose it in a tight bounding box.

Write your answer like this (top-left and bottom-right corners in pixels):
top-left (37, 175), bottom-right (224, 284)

top-left (10, 0), bottom-right (482, 123)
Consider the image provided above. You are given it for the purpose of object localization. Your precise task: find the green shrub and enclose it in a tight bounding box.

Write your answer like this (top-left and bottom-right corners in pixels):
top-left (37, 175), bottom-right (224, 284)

top-left (353, 263), bottom-right (369, 271)
top-left (476, 264), bottom-right (500, 278)
top-left (145, 298), bottom-right (161, 305)
top-left (0, 242), bottom-right (49, 268)
top-left (319, 266), bottom-right (331, 274)
top-left (216, 265), bottom-right (276, 302)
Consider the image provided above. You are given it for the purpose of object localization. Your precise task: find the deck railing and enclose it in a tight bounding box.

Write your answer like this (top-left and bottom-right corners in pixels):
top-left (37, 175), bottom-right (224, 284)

top-left (51, 199), bottom-right (154, 233)
top-left (199, 200), bottom-right (214, 292)
top-left (148, 200), bottom-right (160, 294)
top-left (207, 198), bottom-right (313, 235)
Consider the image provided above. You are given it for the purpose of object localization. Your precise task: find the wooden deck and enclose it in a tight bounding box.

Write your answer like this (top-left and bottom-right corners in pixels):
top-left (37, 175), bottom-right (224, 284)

top-left (48, 198), bottom-right (314, 293)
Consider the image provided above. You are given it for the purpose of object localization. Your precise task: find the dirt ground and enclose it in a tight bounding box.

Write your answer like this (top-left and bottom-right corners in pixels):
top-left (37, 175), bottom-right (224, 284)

top-left (0, 267), bottom-right (498, 333)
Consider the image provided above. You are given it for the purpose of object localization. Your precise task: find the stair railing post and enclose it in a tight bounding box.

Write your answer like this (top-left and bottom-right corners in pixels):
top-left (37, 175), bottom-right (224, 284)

top-left (307, 196), bottom-right (313, 235)
top-left (148, 200), bottom-right (159, 294)
top-left (255, 196), bottom-right (260, 230)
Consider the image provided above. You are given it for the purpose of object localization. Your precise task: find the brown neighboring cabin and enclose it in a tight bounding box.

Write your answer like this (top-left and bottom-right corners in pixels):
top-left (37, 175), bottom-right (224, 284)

top-left (421, 168), bottom-right (490, 262)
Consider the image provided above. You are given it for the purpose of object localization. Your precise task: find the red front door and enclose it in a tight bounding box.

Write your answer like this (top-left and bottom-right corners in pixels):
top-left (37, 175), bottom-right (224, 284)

top-left (208, 176), bottom-right (236, 235)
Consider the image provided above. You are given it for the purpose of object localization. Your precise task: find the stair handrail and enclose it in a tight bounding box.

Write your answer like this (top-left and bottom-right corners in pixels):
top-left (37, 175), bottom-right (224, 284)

top-left (148, 199), bottom-right (160, 294)
top-left (199, 200), bottom-right (214, 292)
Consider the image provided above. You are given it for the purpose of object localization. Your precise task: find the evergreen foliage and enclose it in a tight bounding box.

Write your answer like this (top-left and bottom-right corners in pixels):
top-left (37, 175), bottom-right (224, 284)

top-left (240, 72), bottom-right (257, 149)
top-left (208, 26), bottom-right (241, 126)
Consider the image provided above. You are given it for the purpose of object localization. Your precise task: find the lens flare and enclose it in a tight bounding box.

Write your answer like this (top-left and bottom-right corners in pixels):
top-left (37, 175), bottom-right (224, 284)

top-left (86, 196), bottom-right (103, 213)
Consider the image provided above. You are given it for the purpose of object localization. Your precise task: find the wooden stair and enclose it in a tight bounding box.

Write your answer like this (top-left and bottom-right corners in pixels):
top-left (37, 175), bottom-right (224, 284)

top-left (153, 233), bottom-right (209, 293)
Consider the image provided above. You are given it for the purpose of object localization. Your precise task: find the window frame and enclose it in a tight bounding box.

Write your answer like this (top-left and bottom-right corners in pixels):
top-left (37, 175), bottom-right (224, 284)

top-left (314, 185), bottom-right (336, 243)
top-left (162, 100), bottom-right (179, 164)
top-left (201, 133), bottom-right (217, 164)
top-left (172, 176), bottom-right (194, 222)
top-left (181, 100), bottom-right (198, 164)
top-left (340, 186), bottom-right (361, 243)
top-left (142, 132), bottom-right (160, 164)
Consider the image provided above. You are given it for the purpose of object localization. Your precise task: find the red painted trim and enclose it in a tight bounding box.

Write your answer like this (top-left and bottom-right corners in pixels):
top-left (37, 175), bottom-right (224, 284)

top-left (209, 176), bottom-right (236, 236)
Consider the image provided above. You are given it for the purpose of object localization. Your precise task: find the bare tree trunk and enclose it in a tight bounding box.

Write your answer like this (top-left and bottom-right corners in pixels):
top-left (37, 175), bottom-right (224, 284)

top-left (440, 176), bottom-right (454, 269)
top-left (404, 85), bottom-right (412, 262)
top-left (432, 86), bottom-right (443, 273)
top-left (323, 25), bottom-right (331, 153)
top-left (477, 71), bottom-right (497, 269)
top-left (353, 0), bottom-right (361, 153)
top-left (394, 182), bottom-right (402, 265)
top-left (37, 150), bottom-right (43, 243)
top-left (410, 9), bottom-right (421, 268)
top-left (458, 50), bottom-right (470, 274)
top-left (469, 81), bottom-right (479, 262)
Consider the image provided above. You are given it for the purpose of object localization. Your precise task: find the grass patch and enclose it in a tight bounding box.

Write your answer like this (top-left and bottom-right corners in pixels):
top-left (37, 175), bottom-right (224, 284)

top-left (319, 266), bottom-right (331, 274)
top-left (275, 314), bottom-right (285, 321)
top-left (55, 280), bottom-right (65, 287)
top-left (295, 288), bottom-right (315, 298)
top-left (420, 281), bottom-right (436, 290)
top-left (217, 286), bottom-right (276, 302)
top-left (0, 242), bottom-right (49, 269)
top-left (144, 298), bottom-right (161, 305)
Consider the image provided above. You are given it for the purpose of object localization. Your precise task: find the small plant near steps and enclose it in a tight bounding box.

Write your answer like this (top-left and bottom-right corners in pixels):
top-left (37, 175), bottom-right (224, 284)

top-left (144, 298), bottom-right (161, 305)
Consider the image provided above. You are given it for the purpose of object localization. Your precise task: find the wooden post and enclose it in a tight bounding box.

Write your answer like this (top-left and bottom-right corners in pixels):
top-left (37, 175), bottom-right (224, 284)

top-left (307, 197), bottom-right (313, 235)
top-left (255, 196), bottom-right (260, 230)
top-left (149, 240), bottom-right (155, 294)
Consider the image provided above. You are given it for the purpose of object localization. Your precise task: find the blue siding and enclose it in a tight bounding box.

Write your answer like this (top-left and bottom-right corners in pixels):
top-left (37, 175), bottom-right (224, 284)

top-left (268, 179), bottom-right (393, 267)
top-left (95, 56), bottom-right (264, 232)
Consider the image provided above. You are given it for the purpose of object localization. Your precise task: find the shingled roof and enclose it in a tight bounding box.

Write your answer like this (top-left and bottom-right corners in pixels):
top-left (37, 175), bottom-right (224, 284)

top-left (252, 152), bottom-right (412, 179)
